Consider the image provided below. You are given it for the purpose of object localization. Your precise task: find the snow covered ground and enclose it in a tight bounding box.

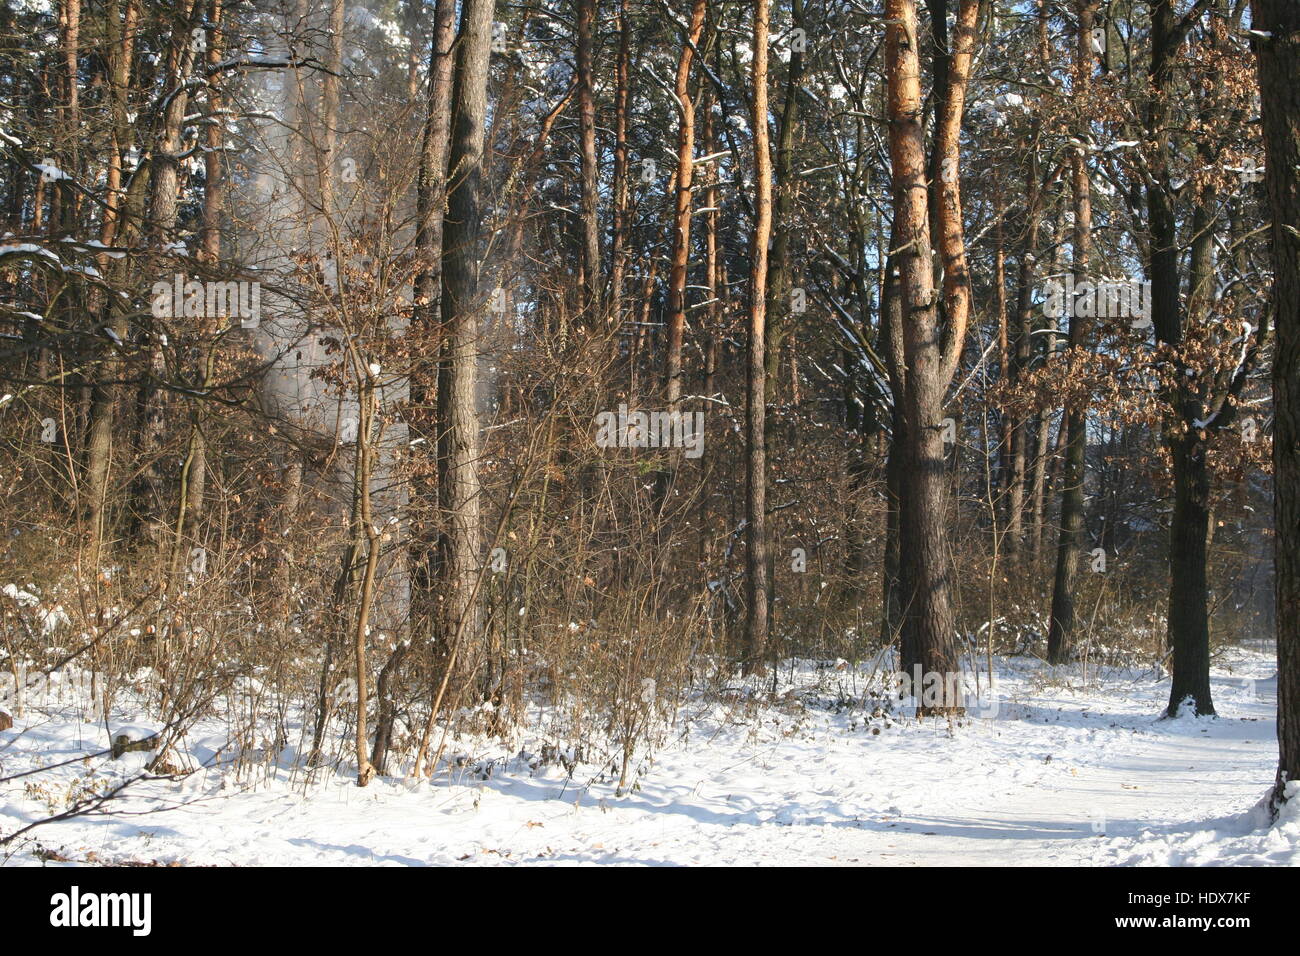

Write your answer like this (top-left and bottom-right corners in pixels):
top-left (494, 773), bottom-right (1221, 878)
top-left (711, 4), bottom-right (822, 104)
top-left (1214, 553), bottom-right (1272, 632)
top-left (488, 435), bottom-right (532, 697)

top-left (1, 642), bottom-right (1293, 867)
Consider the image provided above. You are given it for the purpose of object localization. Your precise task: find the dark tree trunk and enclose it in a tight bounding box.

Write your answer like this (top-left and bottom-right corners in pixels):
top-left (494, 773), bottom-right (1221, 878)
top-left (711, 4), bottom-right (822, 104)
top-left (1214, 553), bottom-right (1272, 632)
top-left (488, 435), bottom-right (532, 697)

top-left (1166, 431), bottom-right (1213, 713)
top-left (1147, 0), bottom-right (1219, 715)
top-left (1047, 0), bottom-right (1097, 665)
top-left (369, 642), bottom-right (409, 775)
top-left (880, 257), bottom-right (906, 650)
top-left (1253, 0), bottom-right (1300, 807)
top-left (411, 0), bottom-right (457, 640)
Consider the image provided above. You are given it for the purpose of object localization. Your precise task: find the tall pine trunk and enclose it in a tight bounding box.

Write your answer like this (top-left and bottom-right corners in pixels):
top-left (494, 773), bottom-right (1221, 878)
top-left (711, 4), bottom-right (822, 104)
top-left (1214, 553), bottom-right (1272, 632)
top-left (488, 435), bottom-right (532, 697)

top-left (744, 0), bottom-right (773, 675)
top-left (885, 0), bottom-right (978, 714)
top-left (663, 0), bottom-right (707, 409)
top-left (575, 0), bottom-right (601, 315)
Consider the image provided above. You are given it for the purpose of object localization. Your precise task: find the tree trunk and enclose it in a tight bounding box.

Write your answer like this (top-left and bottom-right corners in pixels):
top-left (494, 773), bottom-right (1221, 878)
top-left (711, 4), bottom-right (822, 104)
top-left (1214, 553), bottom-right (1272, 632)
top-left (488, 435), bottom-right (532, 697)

top-left (438, 0), bottom-right (495, 687)
top-left (1252, 0), bottom-right (1300, 807)
top-left (763, 0), bottom-right (806, 390)
top-left (743, 0), bottom-right (773, 675)
top-left (664, 0), bottom-right (708, 408)
top-left (83, 0), bottom-right (138, 565)
top-left (1047, 0), bottom-right (1097, 665)
top-left (1007, 135), bottom-right (1049, 555)
top-left (59, 0), bottom-right (80, 232)
top-left (134, 0), bottom-right (202, 547)
top-left (1029, 205), bottom-right (1069, 560)
top-left (411, 0), bottom-right (457, 645)
top-left (609, 0), bottom-right (630, 322)
top-left (885, 0), bottom-right (977, 714)
top-left (575, 0), bottom-right (601, 315)
top-left (880, 252), bottom-right (906, 649)
top-left (1148, 0), bottom-right (1218, 714)
top-left (350, 378), bottom-right (381, 787)
top-left (994, 217), bottom-right (1016, 551)
top-left (185, 0), bottom-right (225, 525)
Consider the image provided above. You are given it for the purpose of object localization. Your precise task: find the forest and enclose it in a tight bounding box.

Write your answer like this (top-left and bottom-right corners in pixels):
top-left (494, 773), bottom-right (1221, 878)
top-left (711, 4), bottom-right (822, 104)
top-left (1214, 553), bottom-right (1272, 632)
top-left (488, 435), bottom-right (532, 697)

top-left (0, 0), bottom-right (1297, 871)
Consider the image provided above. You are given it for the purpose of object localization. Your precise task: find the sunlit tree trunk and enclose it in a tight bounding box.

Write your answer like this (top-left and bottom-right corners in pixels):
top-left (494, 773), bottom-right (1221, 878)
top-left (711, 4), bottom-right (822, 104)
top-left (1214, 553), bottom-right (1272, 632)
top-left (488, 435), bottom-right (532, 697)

top-left (744, 0), bottom-right (773, 675)
top-left (884, 0), bottom-right (978, 714)
top-left (664, 0), bottom-right (707, 409)
top-left (575, 0), bottom-right (601, 315)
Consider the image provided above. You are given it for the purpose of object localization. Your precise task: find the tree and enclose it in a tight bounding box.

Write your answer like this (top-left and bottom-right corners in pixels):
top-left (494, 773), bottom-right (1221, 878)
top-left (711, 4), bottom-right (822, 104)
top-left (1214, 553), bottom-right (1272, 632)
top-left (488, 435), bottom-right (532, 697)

top-left (407, 0), bottom-right (458, 759)
top-left (884, 0), bottom-right (979, 714)
top-left (1146, 0), bottom-right (1262, 717)
top-left (1047, 0), bottom-right (1098, 665)
top-left (664, 0), bottom-right (708, 410)
top-left (1253, 0), bottom-right (1300, 809)
top-left (744, 0), bottom-right (773, 674)
top-left (576, 0), bottom-right (602, 315)
top-left (438, 0), bottom-right (496, 694)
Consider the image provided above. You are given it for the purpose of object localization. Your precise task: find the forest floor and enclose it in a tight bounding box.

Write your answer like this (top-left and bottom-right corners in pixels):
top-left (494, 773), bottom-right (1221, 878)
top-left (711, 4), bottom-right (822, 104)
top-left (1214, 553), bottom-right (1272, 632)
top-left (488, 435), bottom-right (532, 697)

top-left (2, 641), bottom-right (1294, 866)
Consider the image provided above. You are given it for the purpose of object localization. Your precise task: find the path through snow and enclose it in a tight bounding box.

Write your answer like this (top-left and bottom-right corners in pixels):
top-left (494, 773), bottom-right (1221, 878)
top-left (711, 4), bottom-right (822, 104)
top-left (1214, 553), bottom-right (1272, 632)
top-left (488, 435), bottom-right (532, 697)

top-left (1, 644), bottom-right (1292, 866)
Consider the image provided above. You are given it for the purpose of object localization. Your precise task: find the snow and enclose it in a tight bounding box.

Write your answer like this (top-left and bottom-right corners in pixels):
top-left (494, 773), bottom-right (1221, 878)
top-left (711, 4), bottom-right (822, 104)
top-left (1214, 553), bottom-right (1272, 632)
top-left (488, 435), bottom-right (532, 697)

top-left (1, 583), bottom-right (68, 635)
top-left (1, 583), bottom-right (40, 607)
top-left (33, 162), bottom-right (67, 182)
top-left (0, 643), bottom-right (1290, 866)
top-left (0, 243), bottom-right (59, 263)
top-left (59, 238), bottom-right (125, 259)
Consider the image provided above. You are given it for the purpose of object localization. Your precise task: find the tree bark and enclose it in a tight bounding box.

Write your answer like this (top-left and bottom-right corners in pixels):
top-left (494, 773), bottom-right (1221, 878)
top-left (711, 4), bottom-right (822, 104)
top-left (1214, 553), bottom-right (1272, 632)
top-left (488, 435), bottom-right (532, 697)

top-left (763, 0), bottom-right (806, 390)
top-left (1047, 0), bottom-right (1097, 666)
top-left (83, 0), bottom-right (138, 565)
top-left (134, 0), bottom-right (202, 547)
top-left (411, 0), bottom-right (458, 645)
top-left (1252, 0), bottom-right (1300, 807)
top-left (880, 257), bottom-right (906, 649)
top-left (664, 0), bottom-right (708, 408)
top-left (1148, 0), bottom-right (1218, 714)
top-left (438, 0), bottom-right (495, 688)
top-left (575, 0), bottom-right (601, 315)
top-left (185, 0), bottom-right (225, 525)
top-left (609, 0), bottom-right (630, 323)
top-left (744, 0), bottom-right (773, 675)
top-left (884, 0), bottom-right (977, 714)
